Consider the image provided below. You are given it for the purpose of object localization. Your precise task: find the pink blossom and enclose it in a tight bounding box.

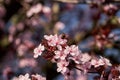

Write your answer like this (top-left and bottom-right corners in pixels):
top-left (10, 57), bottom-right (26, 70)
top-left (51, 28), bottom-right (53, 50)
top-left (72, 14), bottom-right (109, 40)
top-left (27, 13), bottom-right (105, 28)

top-left (91, 57), bottom-right (112, 68)
top-left (54, 21), bottom-right (65, 30)
top-left (44, 34), bottom-right (56, 46)
top-left (12, 73), bottom-right (31, 80)
top-left (81, 53), bottom-right (91, 64)
top-left (42, 6), bottom-right (51, 14)
top-left (33, 44), bottom-right (45, 58)
top-left (19, 58), bottom-right (37, 68)
top-left (12, 73), bottom-right (46, 80)
top-left (91, 59), bottom-right (104, 68)
top-left (17, 44), bottom-right (28, 56)
top-left (57, 60), bottom-right (69, 73)
top-left (44, 34), bottom-right (67, 46)
top-left (104, 4), bottom-right (117, 11)
top-left (27, 3), bottom-right (42, 17)
top-left (32, 74), bottom-right (46, 80)
top-left (54, 45), bottom-right (67, 60)
top-left (69, 54), bottom-right (82, 64)
top-left (100, 56), bottom-right (112, 66)
top-left (33, 4), bottom-right (42, 14)
top-left (54, 50), bottom-right (65, 59)
top-left (64, 45), bottom-right (79, 56)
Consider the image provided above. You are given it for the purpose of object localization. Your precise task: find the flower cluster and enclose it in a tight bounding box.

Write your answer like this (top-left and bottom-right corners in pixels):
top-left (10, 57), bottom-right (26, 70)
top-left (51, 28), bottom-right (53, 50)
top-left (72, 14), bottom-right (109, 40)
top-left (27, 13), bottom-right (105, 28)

top-left (26, 3), bottom-right (51, 17)
top-left (91, 56), bottom-right (112, 68)
top-left (12, 73), bottom-right (46, 80)
top-left (44, 34), bottom-right (67, 47)
top-left (1, 0), bottom-right (120, 80)
top-left (33, 34), bottom-right (116, 80)
top-left (103, 4), bottom-right (118, 15)
top-left (27, 3), bottom-right (42, 17)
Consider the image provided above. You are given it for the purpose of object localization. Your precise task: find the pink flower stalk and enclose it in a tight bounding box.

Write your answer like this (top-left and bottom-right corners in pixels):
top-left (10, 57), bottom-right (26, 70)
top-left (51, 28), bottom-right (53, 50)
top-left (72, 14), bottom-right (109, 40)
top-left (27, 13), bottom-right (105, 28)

top-left (12, 73), bottom-right (31, 80)
top-left (44, 34), bottom-right (67, 46)
top-left (33, 44), bottom-right (45, 58)
top-left (57, 60), bottom-right (69, 73)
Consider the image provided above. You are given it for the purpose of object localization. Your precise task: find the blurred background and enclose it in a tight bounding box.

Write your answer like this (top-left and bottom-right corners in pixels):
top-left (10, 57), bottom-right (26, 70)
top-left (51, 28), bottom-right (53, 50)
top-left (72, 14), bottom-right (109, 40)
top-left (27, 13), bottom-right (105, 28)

top-left (0, 0), bottom-right (120, 80)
